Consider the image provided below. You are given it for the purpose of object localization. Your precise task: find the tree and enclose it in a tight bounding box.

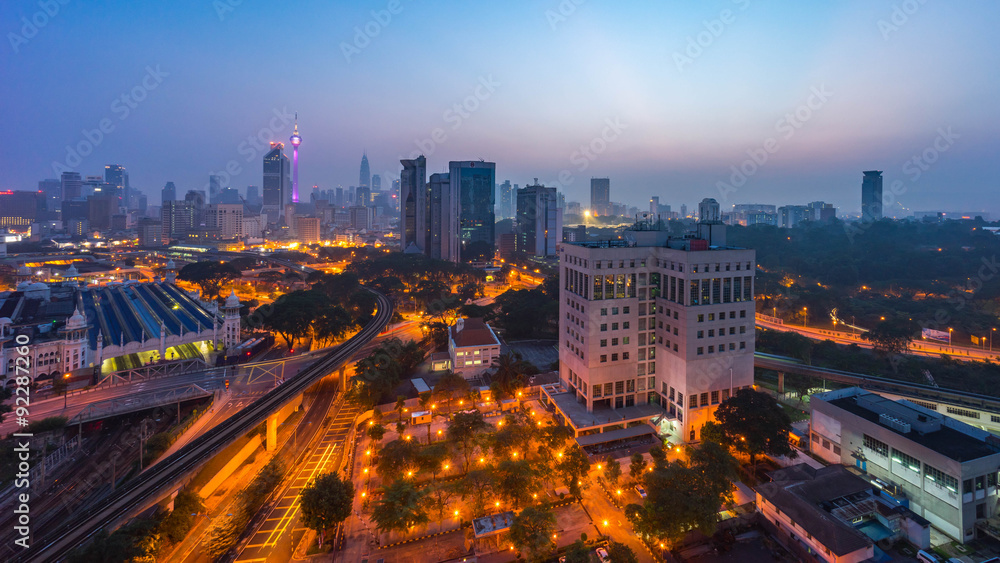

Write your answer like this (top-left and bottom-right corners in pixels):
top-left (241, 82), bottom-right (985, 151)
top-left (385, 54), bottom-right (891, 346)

top-left (603, 456), bottom-right (622, 486)
top-left (51, 375), bottom-right (68, 397)
top-left (256, 290), bottom-right (319, 349)
top-left (555, 445), bottom-right (591, 497)
top-left (447, 410), bottom-right (491, 472)
top-left (493, 459), bottom-right (538, 509)
top-left (371, 480), bottom-right (428, 542)
top-left (433, 371), bottom-right (469, 415)
top-left (177, 261), bottom-right (241, 301)
top-left (417, 443), bottom-right (450, 481)
top-left (607, 541), bottom-right (639, 563)
top-left (395, 395), bottom-right (407, 423)
top-left (493, 288), bottom-right (558, 339)
top-left (509, 506), bottom-right (556, 563)
top-left (367, 422), bottom-right (386, 451)
top-left (423, 482), bottom-right (457, 531)
top-left (862, 318), bottom-right (918, 358)
top-left (490, 352), bottom-right (533, 399)
top-left (563, 539), bottom-right (591, 563)
top-left (712, 388), bottom-right (794, 469)
top-left (300, 472), bottom-right (354, 548)
top-left (377, 439), bottom-right (420, 482)
top-left (418, 390), bottom-right (434, 441)
top-left (648, 444), bottom-right (666, 465)
top-left (629, 453), bottom-right (648, 483)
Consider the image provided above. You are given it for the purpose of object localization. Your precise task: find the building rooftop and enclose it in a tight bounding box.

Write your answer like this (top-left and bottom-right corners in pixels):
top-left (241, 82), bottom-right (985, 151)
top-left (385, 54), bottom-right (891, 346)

top-left (472, 511), bottom-right (514, 538)
top-left (544, 386), bottom-right (665, 430)
top-left (827, 393), bottom-right (999, 462)
top-left (450, 317), bottom-right (500, 348)
top-left (758, 464), bottom-right (874, 557)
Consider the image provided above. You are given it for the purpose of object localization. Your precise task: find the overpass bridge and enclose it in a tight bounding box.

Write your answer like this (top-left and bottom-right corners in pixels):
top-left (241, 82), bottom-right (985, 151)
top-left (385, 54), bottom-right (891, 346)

top-left (67, 384), bottom-right (213, 426)
top-left (755, 352), bottom-right (1000, 433)
top-left (18, 289), bottom-right (393, 562)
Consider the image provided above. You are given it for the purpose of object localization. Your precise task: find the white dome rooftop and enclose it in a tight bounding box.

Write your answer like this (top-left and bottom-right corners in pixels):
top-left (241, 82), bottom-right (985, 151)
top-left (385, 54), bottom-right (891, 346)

top-left (166, 259), bottom-right (176, 269)
top-left (67, 307), bottom-right (86, 329)
top-left (224, 290), bottom-right (241, 308)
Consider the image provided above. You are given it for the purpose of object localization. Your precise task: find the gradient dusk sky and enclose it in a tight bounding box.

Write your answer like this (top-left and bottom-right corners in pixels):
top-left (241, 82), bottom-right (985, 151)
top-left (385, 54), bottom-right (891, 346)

top-left (2, 0), bottom-right (998, 216)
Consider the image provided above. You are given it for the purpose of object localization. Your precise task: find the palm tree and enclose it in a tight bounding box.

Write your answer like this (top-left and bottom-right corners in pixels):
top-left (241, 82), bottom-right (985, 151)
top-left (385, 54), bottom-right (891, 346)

top-left (491, 352), bottom-right (531, 400)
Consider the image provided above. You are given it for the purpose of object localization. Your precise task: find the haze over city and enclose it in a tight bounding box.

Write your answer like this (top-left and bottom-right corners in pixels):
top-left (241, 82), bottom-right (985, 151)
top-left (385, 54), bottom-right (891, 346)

top-left (3, 0), bottom-right (999, 215)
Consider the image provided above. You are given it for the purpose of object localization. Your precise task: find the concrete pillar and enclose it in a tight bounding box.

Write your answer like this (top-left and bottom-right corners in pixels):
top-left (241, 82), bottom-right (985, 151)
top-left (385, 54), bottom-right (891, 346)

top-left (339, 366), bottom-right (346, 390)
top-left (777, 372), bottom-right (785, 394)
top-left (266, 414), bottom-right (278, 451)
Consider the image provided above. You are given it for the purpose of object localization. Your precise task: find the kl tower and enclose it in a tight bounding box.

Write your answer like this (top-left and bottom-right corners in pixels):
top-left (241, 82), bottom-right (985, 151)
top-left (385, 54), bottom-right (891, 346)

top-left (289, 113), bottom-right (302, 203)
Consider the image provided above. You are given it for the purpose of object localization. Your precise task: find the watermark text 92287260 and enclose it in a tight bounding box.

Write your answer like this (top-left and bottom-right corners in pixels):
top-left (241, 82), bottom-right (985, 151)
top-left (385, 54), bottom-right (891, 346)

top-left (12, 332), bottom-right (34, 549)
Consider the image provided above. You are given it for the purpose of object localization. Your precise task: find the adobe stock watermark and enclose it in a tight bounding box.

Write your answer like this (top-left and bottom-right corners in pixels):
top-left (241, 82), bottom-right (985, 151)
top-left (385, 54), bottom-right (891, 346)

top-left (7, 0), bottom-right (72, 54)
top-left (204, 107), bottom-right (296, 191)
top-left (340, 0), bottom-right (404, 63)
top-left (673, 0), bottom-right (750, 72)
top-left (405, 75), bottom-right (500, 160)
top-left (213, 0), bottom-right (243, 21)
top-left (844, 127), bottom-right (959, 243)
top-left (715, 85), bottom-right (833, 202)
top-left (878, 0), bottom-right (929, 40)
top-left (550, 117), bottom-right (628, 190)
top-left (546, 0), bottom-right (587, 31)
top-left (50, 65), bottom-right (169, 176)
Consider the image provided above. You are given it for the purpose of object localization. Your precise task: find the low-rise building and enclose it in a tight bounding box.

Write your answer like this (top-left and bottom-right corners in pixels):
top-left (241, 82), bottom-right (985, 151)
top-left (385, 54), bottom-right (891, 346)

top-left (757, 463), bottom-right (929, 563)
top-left (447, 317), bottom-right (500, 380)
top-left (810, 387), bottom-right (1000, 543)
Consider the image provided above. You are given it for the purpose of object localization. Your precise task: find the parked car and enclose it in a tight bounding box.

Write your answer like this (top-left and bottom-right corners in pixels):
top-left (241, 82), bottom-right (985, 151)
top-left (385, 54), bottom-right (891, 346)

top-left (596, 547), bottom-right (610, 563)
top-left (634, 485), bottom-right (647, 498)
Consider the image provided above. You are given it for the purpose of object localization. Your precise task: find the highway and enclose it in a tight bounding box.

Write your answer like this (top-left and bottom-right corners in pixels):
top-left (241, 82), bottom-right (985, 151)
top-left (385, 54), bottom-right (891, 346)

top-left (17, 289), bottom-right (393, 563)
top-left (754, 352), bottom-right (1000, 413)
top-left (756, 317), bottom-right (999, 363)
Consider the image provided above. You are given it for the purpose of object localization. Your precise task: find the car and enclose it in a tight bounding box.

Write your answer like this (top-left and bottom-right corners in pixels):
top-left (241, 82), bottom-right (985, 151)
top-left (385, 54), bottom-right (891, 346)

top-left (596, 547), bottom-right (610, 563)
top-left (916, 551), bottom-right (942, 563)
top-left (634, 485), bottom-right (647, 498)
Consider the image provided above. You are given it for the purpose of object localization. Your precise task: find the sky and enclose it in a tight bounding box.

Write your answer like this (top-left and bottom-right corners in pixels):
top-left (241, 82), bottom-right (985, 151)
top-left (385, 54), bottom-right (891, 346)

top-left (2, 0), bottom-right (999, 216)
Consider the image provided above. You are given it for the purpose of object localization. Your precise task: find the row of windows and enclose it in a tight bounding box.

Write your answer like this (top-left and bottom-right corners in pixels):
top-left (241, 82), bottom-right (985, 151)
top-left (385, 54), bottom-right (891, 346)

top-left (863, 434), bottom-right (889, 457)
top-left (599, 322), bottom-right (630, 331)
top-left (697, 326), bottom-right (747, 338)
top-left (946, 406), bottom-right (980, 419)
top-left (592, 274), bottom-right (636, 300)
top-left (696, 342), bottom-right (747, 354)
top-left (688, 390), bottom-right (730, 408)
top-left (925, 463), bottom-right (959, 493)
top-left (891, 448), bottom-right (921, 472)
top-left (963, 473), bottom-right (997, 494)
top-left (599, 306), bottom-right (630, 316)
top-left (599, 337), bottom-right (630, 347)
top-left (697, 310), bottom-right (746, 322)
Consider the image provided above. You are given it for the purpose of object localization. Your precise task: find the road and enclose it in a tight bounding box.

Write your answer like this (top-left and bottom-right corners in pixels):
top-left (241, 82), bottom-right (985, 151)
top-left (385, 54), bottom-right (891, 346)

top-left (756, 317), bottom-right (999, 363)
top-left (234, 398), bottom-right (360, 562)
top-left (17, 290), bottom-right (393, 562)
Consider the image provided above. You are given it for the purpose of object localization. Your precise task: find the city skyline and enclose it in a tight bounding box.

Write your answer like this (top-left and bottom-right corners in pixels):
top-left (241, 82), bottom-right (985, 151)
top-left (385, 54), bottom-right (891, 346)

top-left (3, 1), bottom-right (999, 215)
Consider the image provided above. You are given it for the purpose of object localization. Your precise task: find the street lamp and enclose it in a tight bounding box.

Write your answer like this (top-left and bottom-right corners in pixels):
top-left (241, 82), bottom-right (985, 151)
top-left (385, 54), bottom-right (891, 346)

top-left (803, 307), bottom-right (808, 327)
top-left (63, 373), bottom-right (70, 409)
top-left (948, 327), bottom-right (953, 347)
top-left (991, 328), bottom-right (996, 352)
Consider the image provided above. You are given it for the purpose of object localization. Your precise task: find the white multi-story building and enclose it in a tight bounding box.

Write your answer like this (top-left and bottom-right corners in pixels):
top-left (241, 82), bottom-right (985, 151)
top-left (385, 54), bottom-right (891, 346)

top-left (447, 317), bottom-right (501, 380)
top-left (206, 204), bottom-right (243, 238)
top-left (551, 199), bottom-right (756, 443)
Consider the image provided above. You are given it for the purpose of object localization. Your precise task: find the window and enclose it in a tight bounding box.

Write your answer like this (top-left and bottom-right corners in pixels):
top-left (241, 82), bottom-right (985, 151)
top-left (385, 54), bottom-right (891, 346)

top-left (623, 306), bottom-right (630, 314)
top-left (677, 392), bottom-right (683, 405)
top-left (697, 330), bottom-right (704, 339)
top-left (729, 311), bottom-right (736, 319)
top-left (611, 353), bottom-right (619, 361)
top-left (611, 338), bottom-right (619, 346)
top-left (689, 395), bottom-right (698, 408)
top-left (729, 343), bottom-right (735, 350)
top-left (649, 362), bottom-right (655, 374)
top-left (740, 342), bottom-right (746, 350)
top-left (615, 381), bottom-right (624, 394)
top-left (669, 387), bottom-right (675, 401)
top-left (605, 383), bottom-right (613, 395)
top-left (833, 445), bottom-right (841, 455)
top-left (623, 322), bottom-right (630, 330)
top-left (729, 327), bottom-right (736, 335)
top-left (600, 339), bottom-right (607, 347)
top-left (601, 324), bottom-right (607, 331)
top-left (626, 379), bottom-right (635, 393)
top-left (622, 352), bottom-right (629, 360)
top-left (697, 347), bottom-right (704, 355)
top-left (612, 323), bottom-right (619, 330)
top-left (946, 406), bottom-right (980, 419)
top-left (711, 391), bottom-right (719, 404)
top-left (623, 336), bottom-right (629, 345)
top-left (708, 329), bottom-right (715, 337)
top-left (700, 392), bottom-right (709, 407)
top-left (698, 314), bottom-right (704, 323)
top-left (891, 449), bottom-right (921, 472)
top-left (600, 355), bottom-right (607, 363)
top-left (740, 326), bottom-right (746, 334)
top-left (740, 310), bottom-right (746, 318)
top-left (924, 464), bottom-right (958, 493)
top-left (612, 307), bottom-right (619, 315)
top-left (863, 434), bottom-right (889, 457)
top-left (601, 308), bottom-right (608, 316)
top-left (708, 345), bottom-right (714, 353)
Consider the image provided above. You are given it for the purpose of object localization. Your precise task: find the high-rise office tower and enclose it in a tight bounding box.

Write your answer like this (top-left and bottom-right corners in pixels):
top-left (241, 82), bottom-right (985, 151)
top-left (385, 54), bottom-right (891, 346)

top-left (429, 172), bottom-right (460, 262)
top-left (60, 171), bottom-right (82, 202)
top-left (516, 180), bottom-right (562, 257)
top-left (263, 142), bottom-right (290, 219)
top-left (359, 152), bottom-right (370, 188)
top-left (590, 177), bottom-right (610, 216)
top-left (556, 212), bottom-right (755, 443)
top-left (209, 175), bottom-right (223, 204)
top-left (499, 180), bottom-right (513, 219)
top-left (372, 174), bottom-right (381, 192)
top-left (400, 156), bottom-right (427, 253)
top-left (356, 186), bottom-right (371, 207)
top-left (650, 196), bottom-right (660, 217)
top-left (105, 164), bottom-right (128, 205)
top-left (246, 185), bottom-right (260, 206)
top-left (38, 179), bottom-right (61, 212)
top-left (335, 187), bottom-right (344, 207)
top-left (161, 200), bottom-right (196, 243)
top-left (861, 170), bottom-right (883, 222)
top-left (162, 181), bottom-right (177, 204)
top-left (451, 160), bottom-right (495, 262)
top-left (391, 178), bottom-right (400, 212)
top-left (289, 115), bottom-right (302, 203)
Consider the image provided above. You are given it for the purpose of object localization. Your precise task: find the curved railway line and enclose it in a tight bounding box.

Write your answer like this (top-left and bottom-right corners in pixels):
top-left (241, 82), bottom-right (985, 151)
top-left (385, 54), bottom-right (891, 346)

top-left (18, 289), bottom-right (392, 562)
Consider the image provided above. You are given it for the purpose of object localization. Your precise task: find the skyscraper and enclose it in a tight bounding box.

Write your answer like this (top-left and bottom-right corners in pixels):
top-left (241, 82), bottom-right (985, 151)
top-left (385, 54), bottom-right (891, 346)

top-left (38, 179), bottom-right (61, 211)
top-left (371, 174), bottom-right (381, 192)
top-left (209, 175), bottom-right (222, 204)
top-left (246, 185), bottom-right (260, 206)
top-left (516, 180), bottom-right (562, 257)
top-left (429, 172), bottom-right (460, 262)
top-left (451, 160), bottom-right (495, 262)
top-left (162, 181), bottom-right (176, 204)
top-left (400, 156), bottom-right (427, 253)
top-left (289, 115), bottom-right (302, 203)
top-left (60, 171), bottom-right (82, 202)
top-left (499, 180), bottom-right (513, 219)
top-left (105, 164), bottom-right (128, 206)
top-left (590, 177), bottom-right (610, 216)
top-left (861, 170), bottom-right (883, 222)
top-left (262, 142), bottom-right (290, 220)
top-left (359, 152), bottom-right (370, 188)
top-left (356, 186), bottom-right (371, 207)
